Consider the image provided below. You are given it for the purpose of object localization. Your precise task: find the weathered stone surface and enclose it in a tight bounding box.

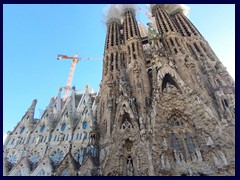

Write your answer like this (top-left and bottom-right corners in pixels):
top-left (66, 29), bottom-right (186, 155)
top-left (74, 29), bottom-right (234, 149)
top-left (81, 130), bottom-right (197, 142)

top-left (3, 4), bottom-right (234, 176)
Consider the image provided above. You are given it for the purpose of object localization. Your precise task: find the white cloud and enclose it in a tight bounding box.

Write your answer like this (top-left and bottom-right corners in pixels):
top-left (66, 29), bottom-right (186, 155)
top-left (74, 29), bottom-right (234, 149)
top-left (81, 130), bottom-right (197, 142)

top-left (103, 4), bottom-right (138, 24)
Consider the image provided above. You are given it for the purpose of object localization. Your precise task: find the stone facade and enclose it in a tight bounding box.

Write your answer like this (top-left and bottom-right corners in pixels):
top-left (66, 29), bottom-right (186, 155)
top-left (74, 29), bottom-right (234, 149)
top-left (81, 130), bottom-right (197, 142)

top-left (4, 86), bottom-right (99, 176)
top-left (3, 4), bottom-right (235, 176)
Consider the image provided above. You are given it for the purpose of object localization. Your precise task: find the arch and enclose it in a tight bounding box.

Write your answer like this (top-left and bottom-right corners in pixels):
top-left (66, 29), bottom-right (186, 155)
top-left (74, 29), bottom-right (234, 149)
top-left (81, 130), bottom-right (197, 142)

top-left (162, 73), bottom-right (181, 92)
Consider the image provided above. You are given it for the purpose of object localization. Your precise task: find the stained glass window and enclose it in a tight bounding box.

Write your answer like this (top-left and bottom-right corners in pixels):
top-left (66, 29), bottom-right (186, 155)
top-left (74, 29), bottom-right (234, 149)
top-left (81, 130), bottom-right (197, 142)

top-left (171, 133), bottom-right (180, 151)
top-left (61, 123), bottom-right (66, 131)
top-left (73, 149), bottom-right (84, 165)
top-left (40, 124), bottom-right (45, 133)
top-left (82, 121), bottom-right (87, 129)
top-left (50, 149), bottom-right (64, 166)
top-left (28, 152), bottom-right (40, 165)
top-left (20, 127), bottom-right (25, 134)
top-left (7, 153), bottom-right (18, 165)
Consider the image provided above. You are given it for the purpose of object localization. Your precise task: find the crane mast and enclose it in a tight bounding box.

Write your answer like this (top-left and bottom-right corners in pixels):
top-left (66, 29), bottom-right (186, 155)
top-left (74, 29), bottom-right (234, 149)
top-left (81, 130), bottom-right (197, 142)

top-left (57, 53), bottom-right (79, 101)
top-left (57, 53), bottom-right (101, 101)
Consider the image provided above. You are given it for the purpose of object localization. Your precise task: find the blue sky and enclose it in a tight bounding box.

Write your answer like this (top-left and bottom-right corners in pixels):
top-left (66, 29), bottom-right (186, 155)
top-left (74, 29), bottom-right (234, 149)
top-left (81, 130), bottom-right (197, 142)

top-left (3, 4), bottom-right (235, 141)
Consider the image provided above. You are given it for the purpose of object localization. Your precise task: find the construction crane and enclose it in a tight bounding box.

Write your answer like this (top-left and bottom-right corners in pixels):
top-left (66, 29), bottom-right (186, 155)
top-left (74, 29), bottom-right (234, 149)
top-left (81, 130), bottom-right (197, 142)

top-left (57, 53), bottom-right (101, 101)
top-left (137, 6), bottom-right (157, 30)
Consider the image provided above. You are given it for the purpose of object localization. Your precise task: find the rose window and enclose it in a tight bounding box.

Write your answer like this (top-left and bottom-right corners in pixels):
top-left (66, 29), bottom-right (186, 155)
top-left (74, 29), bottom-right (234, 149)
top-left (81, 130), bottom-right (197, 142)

top-left (28, 152), bottom-right (40, 165)
top-left (50, 149), bottom-right (64, 165)
top-left (7, 153), bottom-right (18, 165)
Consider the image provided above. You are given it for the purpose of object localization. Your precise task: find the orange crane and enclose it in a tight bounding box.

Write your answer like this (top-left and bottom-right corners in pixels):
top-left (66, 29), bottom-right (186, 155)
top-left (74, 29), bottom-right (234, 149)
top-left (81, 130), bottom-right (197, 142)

top-left (57, 53), bottom-right (101, 101)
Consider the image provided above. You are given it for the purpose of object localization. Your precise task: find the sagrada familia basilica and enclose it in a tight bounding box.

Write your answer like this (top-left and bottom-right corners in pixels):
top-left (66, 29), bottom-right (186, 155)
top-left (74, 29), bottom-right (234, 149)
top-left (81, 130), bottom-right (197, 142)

top-left (3, 4), bottom-right (235, 176)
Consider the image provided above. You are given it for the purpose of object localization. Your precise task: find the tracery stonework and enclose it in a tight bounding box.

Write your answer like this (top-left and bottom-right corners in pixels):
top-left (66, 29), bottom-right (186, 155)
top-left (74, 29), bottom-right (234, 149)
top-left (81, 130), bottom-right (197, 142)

top-left (3, 4), bottom-right (235, 176)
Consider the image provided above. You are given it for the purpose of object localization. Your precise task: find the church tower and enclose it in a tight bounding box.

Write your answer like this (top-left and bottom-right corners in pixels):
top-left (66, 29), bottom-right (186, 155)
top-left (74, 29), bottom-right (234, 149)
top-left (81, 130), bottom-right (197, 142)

top-left (97, 5), bottom-right (155, 176)
top-left (3, 4), bottom-right (235, 176)
top-left (97, 4), bottom-right (235, 176)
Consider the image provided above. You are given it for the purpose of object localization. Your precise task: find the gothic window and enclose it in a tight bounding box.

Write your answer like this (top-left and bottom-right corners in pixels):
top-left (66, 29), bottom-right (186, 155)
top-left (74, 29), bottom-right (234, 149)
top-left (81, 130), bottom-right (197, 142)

top-left (61, 168), bottom-right (70, 176)
top-left (82, 121), bottom-right (87, 129)
top-left (115, 52), bottom-right (118, 70)
top-left (110, 53), bottom-right (114, 71)
top-left (54, 135), bottom-right (57, 141)
top-left (50, 149), bottom-right (64, 166)
top-left (162, 74), bottom-right (180, 93)
top-left (200, 42), bottom-right (207, 52)
top-left (40, 124), bottom-right (45, 133)
top-left (65, 134), bottom-right (69, 141)
top-left (20, 126), bottom-right (25, 134)
top-left (83, 133), bottom-right (88, 139)
top-left (71, 133), bottom-right (74, 140)
top-left (194, 42), bottom-right (201, 53)
top-left (171, 133), bottom-right (181, 152)
top-left (37, 169), bottom-right (46, 176)
top-left (132, 43), bottom-right (135, 52)
top-left (76, 133), bottom-right (79, 140)
top-left (49, 135), bottom-right (52, 142)
top-left (61, 123), bottom-right (66, 131)
top-left (90, 145), bottom-right (97, 157)
top-left (73, 149), bottom-right (84, 165)
top-left (170, 38), bottom-right (174, 46)
top-left (39, 136), bottom-right (43, 143)
top-left (185, 133), bottom-right (195, 153)
top-left (223, 99), bottom-right (229, 108)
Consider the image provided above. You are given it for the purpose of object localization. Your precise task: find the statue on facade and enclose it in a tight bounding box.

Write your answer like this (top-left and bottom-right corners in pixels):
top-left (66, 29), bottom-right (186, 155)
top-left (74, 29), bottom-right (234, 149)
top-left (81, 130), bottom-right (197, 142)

top-left (127, 157), bottom-right (134, 176)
